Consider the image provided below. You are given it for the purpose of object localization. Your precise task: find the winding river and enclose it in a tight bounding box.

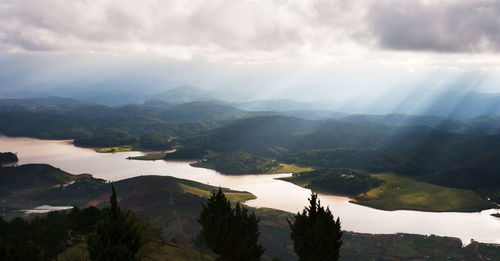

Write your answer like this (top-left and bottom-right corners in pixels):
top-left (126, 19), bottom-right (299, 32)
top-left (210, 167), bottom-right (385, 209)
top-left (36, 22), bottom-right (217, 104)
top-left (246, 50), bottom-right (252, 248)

top-left (1, 136), bottom-right (499, 245)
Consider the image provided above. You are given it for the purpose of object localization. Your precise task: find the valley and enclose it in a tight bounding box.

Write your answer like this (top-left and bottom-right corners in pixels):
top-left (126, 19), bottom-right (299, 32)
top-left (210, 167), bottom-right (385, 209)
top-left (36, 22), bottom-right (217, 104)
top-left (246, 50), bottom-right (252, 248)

top-left (2, 98), bottom-right (500, 259)
top-left (1, 135), bottom-right (499, 248)
top-left (4, 3), bottom-right (500, 259)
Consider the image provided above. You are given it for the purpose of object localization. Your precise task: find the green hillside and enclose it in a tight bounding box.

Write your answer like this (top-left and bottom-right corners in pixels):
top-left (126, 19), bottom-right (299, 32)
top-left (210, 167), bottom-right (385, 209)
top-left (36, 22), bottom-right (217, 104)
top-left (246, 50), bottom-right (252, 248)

top-left (2, 163), bottom-right (500, 260)
top-left (355, 173), bottom-right (493, 212)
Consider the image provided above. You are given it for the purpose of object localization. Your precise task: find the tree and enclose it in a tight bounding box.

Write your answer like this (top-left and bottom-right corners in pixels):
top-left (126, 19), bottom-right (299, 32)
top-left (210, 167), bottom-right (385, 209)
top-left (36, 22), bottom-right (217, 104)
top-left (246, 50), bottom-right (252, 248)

top-left (191, 232), bottom-right (209, 260)
top-left (87, 184), bottom-right (141, 261)
top-left (198, 188), bottom-right (265, 261)
top-left (0, 152), bottom-right (18, 163)
top-left (288, 193), bottom-right (343, 261)
top-left (36, 211), bottom-right (71, 260)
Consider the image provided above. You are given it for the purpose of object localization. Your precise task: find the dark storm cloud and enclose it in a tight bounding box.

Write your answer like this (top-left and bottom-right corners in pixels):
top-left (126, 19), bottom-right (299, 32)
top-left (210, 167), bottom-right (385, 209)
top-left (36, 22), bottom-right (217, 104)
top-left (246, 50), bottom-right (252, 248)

top-left (368, 0), bottom-right (500, 52)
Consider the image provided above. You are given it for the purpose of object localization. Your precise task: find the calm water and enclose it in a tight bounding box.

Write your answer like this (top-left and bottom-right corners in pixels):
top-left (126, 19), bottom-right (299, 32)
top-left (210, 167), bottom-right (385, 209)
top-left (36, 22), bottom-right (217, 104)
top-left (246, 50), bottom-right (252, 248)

top-left (24, 205), bottom-right (74, 214)
top-left (1, 136), bottom-right (500, 244)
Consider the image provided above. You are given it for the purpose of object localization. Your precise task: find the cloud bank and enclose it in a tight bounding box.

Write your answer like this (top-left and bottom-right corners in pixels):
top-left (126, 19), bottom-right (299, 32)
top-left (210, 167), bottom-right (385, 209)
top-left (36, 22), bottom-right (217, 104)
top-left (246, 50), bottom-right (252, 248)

top-left (369, 0), bottom-right (500, 53)
top-left (1, 0), bottom-right (499, 60)
top-left (1, 0), bottom-right (497, 64)
top-left (1, 0), bottom-right (500, 101)
top-left (2, 0), bottom-right (357, 61)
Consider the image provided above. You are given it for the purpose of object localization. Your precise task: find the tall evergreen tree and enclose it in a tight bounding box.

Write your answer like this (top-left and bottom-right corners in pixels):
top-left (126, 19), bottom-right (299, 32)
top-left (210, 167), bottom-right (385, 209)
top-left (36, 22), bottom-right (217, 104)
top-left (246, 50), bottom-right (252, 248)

top-left (198, 188), bottom-right (265, 261)
top-left (87, 184), bottom-right (142, 261)
top-left (288, 193), bottom-right (343, 261)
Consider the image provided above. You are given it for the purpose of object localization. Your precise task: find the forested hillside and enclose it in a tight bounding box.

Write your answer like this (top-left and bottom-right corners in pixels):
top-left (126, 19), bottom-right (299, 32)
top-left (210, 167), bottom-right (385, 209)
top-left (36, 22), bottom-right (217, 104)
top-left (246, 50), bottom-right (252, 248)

top-left (2, 99), bottom-right (500, 204)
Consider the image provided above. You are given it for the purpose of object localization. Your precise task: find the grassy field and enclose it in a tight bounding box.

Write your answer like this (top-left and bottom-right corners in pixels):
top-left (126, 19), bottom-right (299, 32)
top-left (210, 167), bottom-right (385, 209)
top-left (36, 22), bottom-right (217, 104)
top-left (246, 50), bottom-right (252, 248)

top-left (354, 172), bottom-right (494, 212)
top-left (160, 243), bottom-right (214, 261)
top-left (178, 183), bottom-right (256, 202)
top-left (95, 145), bottom-right (133, 153)
top-left (58, 241), bottom-right (214, 261)
top-left (267, 163), bottom-right (314, 174)
top-left (341, 233), bottom-right (500, 260)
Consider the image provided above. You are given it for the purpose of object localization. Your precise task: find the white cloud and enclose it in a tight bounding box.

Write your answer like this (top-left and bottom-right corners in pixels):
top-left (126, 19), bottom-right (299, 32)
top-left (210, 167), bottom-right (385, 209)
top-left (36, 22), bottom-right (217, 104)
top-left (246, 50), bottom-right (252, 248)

top-left (0, 0), bottom-right (499, 70)
top-left (0, 0), bottom-right (369, 61)
top-left (368, 0), bottom-right (500, 52)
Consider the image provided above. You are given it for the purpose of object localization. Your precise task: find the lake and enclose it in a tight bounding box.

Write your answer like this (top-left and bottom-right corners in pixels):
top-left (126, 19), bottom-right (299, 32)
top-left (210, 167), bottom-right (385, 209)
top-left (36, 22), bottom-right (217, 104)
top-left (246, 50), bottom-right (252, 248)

top-left (1, 135), bottom-right (499, 244)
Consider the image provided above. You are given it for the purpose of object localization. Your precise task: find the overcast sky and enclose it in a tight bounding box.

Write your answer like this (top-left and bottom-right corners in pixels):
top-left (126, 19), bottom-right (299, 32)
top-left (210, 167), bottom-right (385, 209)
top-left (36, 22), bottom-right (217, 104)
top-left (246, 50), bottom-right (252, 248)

top-left (1, 0), bottom-right (500, 102)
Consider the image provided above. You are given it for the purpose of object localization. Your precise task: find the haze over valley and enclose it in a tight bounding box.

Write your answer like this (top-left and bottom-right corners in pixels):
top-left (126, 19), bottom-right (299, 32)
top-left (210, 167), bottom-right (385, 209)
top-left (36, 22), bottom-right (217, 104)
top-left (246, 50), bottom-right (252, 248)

top-left (2, 0), bottom-right (500, 260)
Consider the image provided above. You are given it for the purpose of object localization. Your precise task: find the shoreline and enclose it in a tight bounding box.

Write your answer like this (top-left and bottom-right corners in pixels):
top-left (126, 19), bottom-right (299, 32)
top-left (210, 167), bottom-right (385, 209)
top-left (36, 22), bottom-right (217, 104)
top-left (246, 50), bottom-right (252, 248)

top-left (2, 135), bottom-right (500, 245)
top-left (278, 175), bottom-right (495, 213)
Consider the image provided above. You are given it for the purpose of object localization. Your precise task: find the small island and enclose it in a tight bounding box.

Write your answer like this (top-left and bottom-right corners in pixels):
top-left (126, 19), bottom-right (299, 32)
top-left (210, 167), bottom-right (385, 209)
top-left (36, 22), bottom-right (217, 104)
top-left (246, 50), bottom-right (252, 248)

top-left (190, 151), bottom-right (311, 174)
top-left (280, 168), bottom-right (382, 197)
top-left (0, 152), bottom-right (19, 164)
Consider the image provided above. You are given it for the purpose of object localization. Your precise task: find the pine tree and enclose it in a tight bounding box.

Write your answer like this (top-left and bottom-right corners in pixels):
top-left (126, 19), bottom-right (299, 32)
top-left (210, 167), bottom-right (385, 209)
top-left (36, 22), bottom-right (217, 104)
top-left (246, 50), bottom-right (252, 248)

top-left (198, 188), bottom-right (265, 261)
top-left (288, 193), bottom-right (343, 261)
top-left (192, 232), bottom-right (208, 260)
top-left (87, 184), bottom-right (141, 261)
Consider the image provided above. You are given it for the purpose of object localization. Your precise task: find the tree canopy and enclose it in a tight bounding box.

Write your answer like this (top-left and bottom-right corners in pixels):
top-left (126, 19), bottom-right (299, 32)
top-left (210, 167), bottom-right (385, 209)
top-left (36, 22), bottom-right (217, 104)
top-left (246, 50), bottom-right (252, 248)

top-left (288, 193), bottom-right (343, 261)
top-left (198, 188), bottom-right (265, 261)
top-left (87, 184), bottom-right (142, 261)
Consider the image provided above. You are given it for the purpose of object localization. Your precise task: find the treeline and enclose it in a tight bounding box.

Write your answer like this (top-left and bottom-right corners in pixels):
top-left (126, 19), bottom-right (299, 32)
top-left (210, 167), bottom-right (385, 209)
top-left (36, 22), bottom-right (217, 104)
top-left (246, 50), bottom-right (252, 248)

top-left (196, 189), bottom-right (343, 261)
top-left (181, 116), bottom-right (392, 158)
top-left (0, 111), bottom-right (218, 150)
top-left (0, 101), bottom-right (258, 123)
top-left (280, 148), bottom-right (409, 172)
top-left (0, 187), bottom-right (164, 261)
top-left (73, 130), bottom-right (171, 150)
top-left (163, 147), bottom-right (208, 160)
top-left (0, 207), bottom-right (102, 260)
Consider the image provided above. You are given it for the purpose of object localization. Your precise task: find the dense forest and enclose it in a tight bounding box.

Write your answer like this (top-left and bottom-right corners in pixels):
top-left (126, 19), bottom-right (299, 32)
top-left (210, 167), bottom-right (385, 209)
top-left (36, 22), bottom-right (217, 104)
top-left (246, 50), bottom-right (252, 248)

top-left (0, 111), bottom-right (218, 150)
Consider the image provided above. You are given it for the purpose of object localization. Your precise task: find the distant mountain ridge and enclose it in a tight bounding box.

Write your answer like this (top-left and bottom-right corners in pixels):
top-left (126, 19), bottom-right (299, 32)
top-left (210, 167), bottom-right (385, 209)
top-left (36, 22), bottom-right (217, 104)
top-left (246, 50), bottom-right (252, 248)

top-left (0, 96), bottom-right (82, 106)
top-left (6, 96), bottom-right (500, 133)
top-left (150, 85), bottom-right (226, 104)
top-left (5, 87), bottom-right (500, 119)
top-left (231, 99), bottom-right (327, 112)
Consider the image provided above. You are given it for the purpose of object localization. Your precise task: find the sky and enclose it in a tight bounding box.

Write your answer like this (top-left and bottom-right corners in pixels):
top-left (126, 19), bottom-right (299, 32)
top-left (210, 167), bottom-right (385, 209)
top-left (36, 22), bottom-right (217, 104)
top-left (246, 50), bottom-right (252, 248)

top-left (1, 0), bottom-right (500, 105)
